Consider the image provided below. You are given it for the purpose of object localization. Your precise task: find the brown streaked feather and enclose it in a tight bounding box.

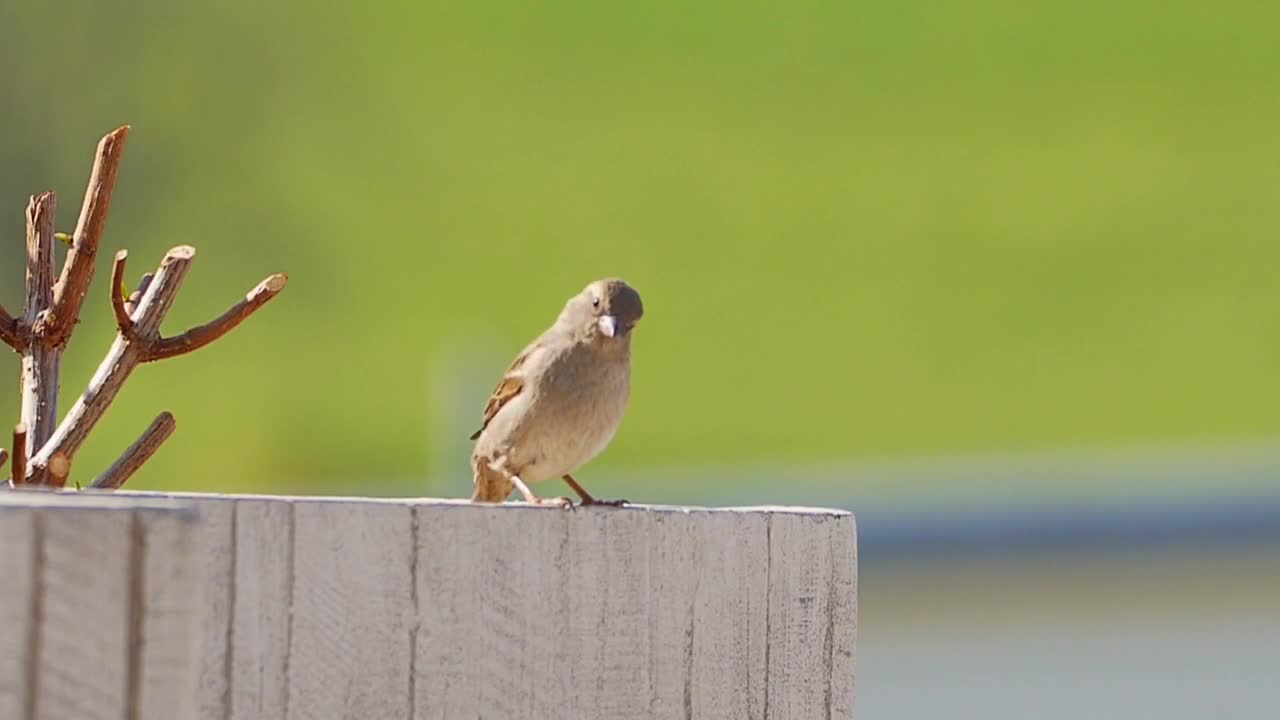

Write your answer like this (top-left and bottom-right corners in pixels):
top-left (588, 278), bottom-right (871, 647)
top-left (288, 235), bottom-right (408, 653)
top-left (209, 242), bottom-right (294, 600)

top-left (469, 347), bottom-right (534, 440)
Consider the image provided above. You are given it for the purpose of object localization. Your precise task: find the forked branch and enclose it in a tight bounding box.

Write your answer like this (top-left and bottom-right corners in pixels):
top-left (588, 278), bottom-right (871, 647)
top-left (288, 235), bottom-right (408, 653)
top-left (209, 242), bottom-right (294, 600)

top-left (25, 245), bottom-right (285, 485)
top-left (25, 246), bottom-right (194, 484)
top-left (147, 273), bottom-right (287, 361)
top-left (6, 126), bottom-right (285, 489)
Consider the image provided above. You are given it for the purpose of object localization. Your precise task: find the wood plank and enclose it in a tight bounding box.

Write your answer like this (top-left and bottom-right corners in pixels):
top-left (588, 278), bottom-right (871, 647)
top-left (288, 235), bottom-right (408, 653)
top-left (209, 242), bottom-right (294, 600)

top-left (412, 504), bottom-right (780, 720)
top-left (98, 493), bottom-right (860, 720)
top-left (643, 509), bottom-right (699, 720)
top-left (828, 515), bottom-right (858, 720)
top-left (192, 499), bottom-right (234, 720)
top-left (35, 505), bottom-right (132, 720)
top-left (764, 512), bottom-right (850, 720)
top-left (135, 506), bottom-right (203, 720)
top-left (285, 500), bottom-right (414, 720)
top-left (229, 499), bottom-right (294, 720)
top-left (0, 506), bottom-right (36, 719)
top-left (688, 510), bottom-right (771, 720)
top-left (414, 502), bottom-right (492, 720)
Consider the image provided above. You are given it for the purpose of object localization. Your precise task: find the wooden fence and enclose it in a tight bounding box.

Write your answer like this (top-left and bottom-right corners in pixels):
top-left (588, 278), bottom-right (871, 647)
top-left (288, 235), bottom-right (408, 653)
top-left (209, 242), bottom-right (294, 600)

top-left (0, 491), bottom-right (857, 719)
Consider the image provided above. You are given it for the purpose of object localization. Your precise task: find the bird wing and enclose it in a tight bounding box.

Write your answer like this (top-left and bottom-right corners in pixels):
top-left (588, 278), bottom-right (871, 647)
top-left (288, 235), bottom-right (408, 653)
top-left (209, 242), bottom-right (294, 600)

top-left (469, 344), bottom-right (536, 441)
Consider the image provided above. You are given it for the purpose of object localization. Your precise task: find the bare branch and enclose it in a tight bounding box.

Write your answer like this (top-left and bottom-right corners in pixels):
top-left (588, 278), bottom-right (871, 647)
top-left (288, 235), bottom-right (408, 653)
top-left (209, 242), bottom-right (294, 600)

top-left (147, 273), bottom-right (287, 361)
top-left (27, 246), bottom-right (195, 482)
top-left (110, 250), bottom-right (135, 334)
top-left (123, 272), bottom-right (153, 316)
top-left (0, 304), bottom-right (22, 351)
top-left (91, 412), bottom-right (175, 490)
top-left (0, 447), bottom-right (8, 471)
top-left (11, 424), bottom-right (28, 486)
top-left (21, 192), bottom-right (61, 461)
top-left (47, 125), bottom-right (129, 347)
top-left (48, 451), bottom-right (71, 488)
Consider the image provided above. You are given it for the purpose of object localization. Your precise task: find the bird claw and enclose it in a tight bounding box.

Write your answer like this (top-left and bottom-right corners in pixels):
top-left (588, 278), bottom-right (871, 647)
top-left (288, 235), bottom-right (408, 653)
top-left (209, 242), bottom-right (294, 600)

top-left (580, 498), bottom-right (628, 508)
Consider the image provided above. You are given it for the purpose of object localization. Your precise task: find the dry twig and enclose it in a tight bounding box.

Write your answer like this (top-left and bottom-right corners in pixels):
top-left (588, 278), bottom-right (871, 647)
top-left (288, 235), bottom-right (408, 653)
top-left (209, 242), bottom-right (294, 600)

top-left (46, 126), bottom-right (129, 348)
top-left (147, 273), bottom-right (287, 361)
top-left (27, 246), bottom-right (195, 484)
top-left (27, 245), bottom-right (285, 486)
top-left (110, 250), bottom-right (134, 334)
top-left (123, 272), bottom-right (153, 316)
top-left (92, 412), bottom-right (176, 490)
top-left (20, 193), bottom-right (60, 454)
top-left (0, 306), bottom-right (21, 351)
top-left (5, 126), bottom-right (284, 488)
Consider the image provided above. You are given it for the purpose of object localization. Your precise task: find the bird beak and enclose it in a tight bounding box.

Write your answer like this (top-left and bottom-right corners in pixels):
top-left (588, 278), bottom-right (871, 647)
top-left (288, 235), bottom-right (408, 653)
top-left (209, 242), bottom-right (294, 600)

top-left (598, 315), bottom-right (619, 337)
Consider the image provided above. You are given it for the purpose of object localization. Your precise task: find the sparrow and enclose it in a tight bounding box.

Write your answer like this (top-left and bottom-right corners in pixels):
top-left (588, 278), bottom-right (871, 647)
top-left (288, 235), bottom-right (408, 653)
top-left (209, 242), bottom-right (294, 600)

top-left (469, 278), bottom-right (644, 507)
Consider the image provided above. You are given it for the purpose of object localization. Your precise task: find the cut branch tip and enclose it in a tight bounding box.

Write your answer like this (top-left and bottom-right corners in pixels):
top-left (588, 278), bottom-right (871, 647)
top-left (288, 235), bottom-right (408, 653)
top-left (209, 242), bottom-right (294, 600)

top-left (110, 250), bottom-right (134, 333)
top-left (166, 245), bottom-right (197, 261)
top-left (91, 411), bottom-right (176, 490)
top-left (11, 424), bottom-right (28, 485)
top-left (48, 451), bottom-right (71, 487)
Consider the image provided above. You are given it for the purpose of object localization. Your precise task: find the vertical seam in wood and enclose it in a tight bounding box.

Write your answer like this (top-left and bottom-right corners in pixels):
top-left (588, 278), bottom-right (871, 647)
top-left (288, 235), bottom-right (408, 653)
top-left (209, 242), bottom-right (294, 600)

top-left (408, 506), bottom-right (420, 720)
top-left (222, 503), bottom-right (239, 720)
top-left (125, 511), bottom-right (146, 720)
top-left (683, 521), bottom-right (698, 720)
top-left (762, 515), bottom-right (772, 720)
top-left (595, 517), bottom-right (608, 702)
top-left (645, 514), bottom-right (657, 717)
top-left (850, 519), bottom-right (858, 712)
top-left (281, 501), bottom-right (297, 720)
top-left (824, 520), bottom-right (836, 720)
top-left (22, 510), bottom-right (45, 720)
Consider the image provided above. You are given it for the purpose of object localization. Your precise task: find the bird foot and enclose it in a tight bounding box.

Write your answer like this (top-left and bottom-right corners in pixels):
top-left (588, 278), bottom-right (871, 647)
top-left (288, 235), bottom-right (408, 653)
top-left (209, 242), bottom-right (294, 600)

top-left (530, 495), bottom-right (575, 510)
top-left (579, 498), bottom-right (628, 507)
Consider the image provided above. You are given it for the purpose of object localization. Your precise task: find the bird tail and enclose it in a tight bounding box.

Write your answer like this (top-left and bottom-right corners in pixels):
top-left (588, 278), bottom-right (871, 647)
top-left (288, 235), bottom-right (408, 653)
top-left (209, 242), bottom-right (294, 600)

top-left (470, 457), bottom-right (513, 503)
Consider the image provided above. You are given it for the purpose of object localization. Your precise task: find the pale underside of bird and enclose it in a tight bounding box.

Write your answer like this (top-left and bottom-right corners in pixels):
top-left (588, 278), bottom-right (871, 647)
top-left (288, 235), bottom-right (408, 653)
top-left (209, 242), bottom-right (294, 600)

top-left (469, 278), bottom-right (643, 508)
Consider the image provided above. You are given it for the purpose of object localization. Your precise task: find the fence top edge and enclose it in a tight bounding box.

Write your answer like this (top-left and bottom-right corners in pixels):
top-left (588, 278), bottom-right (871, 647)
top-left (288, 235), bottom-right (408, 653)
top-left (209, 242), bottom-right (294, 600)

top-left (0, 488), bottom-right (199, 516)
top-left (105, 490), bottom-right (852, 518)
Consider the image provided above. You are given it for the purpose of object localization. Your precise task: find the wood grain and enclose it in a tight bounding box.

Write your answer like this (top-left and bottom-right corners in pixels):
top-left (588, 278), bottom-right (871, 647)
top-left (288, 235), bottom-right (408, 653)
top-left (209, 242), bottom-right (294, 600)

top-left (134, 507), bottom-right (203, 720)
top-left (37, 505), bottom-right (132, 720)
top-left (765, 512), bottom-right (854, 720)
top-left (0, 506), bottom-right (36, 718)
top-left (286, 500), bottom-right (414, 720)
top-left (229, 499), bottom-right (294, 720)
top-left (3, 493), bottom-right (855, 720)
top-left (191, 499), bottom-right (235, 720)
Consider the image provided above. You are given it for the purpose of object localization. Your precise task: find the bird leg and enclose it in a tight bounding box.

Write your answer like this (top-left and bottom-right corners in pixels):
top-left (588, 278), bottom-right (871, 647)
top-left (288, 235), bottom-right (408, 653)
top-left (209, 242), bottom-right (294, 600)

top-left (510, 474), bottom-right (573, 509)
top-left (562, 474), bottom-right (627, 507)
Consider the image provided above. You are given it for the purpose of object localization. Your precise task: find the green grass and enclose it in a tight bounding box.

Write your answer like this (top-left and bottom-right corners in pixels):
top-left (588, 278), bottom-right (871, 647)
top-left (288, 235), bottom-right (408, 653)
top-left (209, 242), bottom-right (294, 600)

top-left (0, 0), bottom-right (1277, 497)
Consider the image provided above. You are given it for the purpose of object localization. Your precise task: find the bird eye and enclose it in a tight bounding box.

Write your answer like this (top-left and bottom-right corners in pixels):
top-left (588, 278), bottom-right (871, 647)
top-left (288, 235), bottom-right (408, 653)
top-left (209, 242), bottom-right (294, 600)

top-left (592, 297), bottom-right (600, 308)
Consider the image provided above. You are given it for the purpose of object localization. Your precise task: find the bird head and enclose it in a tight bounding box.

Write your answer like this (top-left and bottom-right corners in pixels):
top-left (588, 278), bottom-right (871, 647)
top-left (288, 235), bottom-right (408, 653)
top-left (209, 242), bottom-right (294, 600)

top-left (562, 278), bottom-right (643, 341)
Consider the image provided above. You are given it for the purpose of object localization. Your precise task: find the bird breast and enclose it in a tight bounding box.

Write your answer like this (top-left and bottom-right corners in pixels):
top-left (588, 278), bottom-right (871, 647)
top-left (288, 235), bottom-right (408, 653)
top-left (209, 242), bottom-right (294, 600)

top-left (508, 345), bottom-right (631, 482)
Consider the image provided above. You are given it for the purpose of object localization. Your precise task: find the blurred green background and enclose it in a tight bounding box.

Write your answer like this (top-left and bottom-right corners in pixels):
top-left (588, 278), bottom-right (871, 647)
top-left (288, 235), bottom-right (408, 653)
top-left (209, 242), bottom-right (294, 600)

top-left (1, 0), bottom-right (1277, 498)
